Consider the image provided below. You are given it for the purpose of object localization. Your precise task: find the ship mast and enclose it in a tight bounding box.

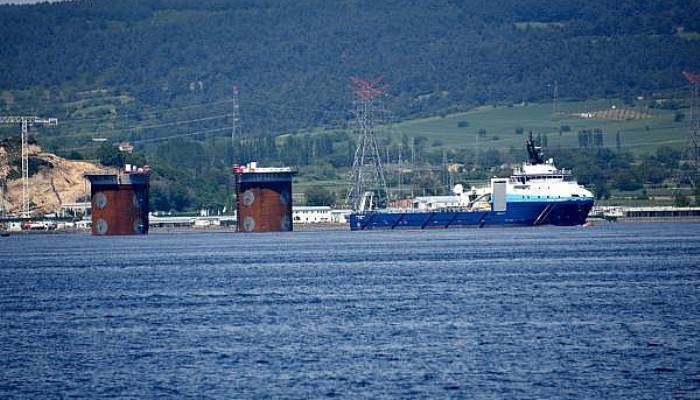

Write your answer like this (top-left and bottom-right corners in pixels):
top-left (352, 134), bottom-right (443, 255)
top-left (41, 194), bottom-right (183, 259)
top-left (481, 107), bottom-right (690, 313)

top-left (525, 132), bottom-right (544, 165)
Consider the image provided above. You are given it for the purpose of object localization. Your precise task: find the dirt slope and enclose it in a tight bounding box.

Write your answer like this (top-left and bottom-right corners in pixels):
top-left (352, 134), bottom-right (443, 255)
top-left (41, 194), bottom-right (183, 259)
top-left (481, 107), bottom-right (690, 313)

top-left (0, 143), bottom-right (111, 215)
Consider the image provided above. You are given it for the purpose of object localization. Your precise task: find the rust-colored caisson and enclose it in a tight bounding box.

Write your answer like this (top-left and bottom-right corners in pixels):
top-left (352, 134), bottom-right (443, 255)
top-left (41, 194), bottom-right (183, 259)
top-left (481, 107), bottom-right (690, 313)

top-left (233, 162), bottom-right (296, 233)
top-left (85, 165), bottom-right (150, 235)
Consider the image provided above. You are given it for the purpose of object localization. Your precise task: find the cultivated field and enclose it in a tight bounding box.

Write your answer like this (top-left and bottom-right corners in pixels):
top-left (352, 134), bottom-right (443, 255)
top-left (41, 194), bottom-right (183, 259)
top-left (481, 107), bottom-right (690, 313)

top-left (386, 99), bottom-right (687, 155)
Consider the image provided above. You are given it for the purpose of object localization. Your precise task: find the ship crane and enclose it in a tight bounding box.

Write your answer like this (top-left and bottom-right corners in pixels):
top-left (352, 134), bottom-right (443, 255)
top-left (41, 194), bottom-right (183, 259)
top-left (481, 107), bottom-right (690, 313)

top-left (0, 116), bottom-right (58, 217)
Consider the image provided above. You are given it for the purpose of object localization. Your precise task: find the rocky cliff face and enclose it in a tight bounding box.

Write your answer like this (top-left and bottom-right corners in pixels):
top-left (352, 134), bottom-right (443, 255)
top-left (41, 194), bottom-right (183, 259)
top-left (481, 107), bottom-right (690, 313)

top-left (0, 142), bottom-right (110, 215)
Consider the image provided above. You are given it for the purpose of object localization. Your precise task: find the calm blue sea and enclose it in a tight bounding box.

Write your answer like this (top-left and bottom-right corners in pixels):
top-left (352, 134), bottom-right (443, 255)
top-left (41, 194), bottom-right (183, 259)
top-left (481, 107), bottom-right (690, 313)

top-left (1, 221), bottom-right (699, 398)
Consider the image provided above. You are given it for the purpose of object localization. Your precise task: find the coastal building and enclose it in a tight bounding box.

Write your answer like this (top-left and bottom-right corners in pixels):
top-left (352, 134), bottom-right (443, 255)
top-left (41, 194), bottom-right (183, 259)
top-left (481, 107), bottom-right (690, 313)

top-left (330, 209), bottom-right (353, 224)
top-left (293, 206), bottom-right (332, 224)
top-left (118, 142), bottom-right (134, 153)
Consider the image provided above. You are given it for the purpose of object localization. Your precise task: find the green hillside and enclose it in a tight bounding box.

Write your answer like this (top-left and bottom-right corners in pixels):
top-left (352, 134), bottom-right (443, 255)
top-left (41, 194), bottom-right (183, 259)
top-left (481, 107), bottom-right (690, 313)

top-left (1, 0), bottom-right (700, 140)
top-left (389, 99), bottom-right (687, 155)
top-left (1, 0), bottom-right (699, 210)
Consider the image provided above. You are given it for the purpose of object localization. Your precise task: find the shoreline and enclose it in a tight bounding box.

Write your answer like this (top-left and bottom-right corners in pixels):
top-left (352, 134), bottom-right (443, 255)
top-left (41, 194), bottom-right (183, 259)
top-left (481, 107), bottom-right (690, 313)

top-left (3, 217), bottom-right (700, 236)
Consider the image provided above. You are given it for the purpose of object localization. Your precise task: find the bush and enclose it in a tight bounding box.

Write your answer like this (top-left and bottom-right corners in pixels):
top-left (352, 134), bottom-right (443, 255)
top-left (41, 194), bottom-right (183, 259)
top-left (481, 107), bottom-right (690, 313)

top-left (96, 143), bottom-right (124, 168)
top-left (611, 169), bottom-right (642, 191)
top-left (27, 156), bottom-right (52, 177)
top-left (674, 191), bottom-right (690, 207)
top-left (305, 185), bottom-right (335, 206)
top-left (457, 121), bottom-right (470, 128)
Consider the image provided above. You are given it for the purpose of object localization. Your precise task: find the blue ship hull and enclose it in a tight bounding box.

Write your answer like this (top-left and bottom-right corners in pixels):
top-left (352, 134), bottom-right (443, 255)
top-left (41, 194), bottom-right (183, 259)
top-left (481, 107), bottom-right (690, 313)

top-left (349, 199), bottom-right (594, 230)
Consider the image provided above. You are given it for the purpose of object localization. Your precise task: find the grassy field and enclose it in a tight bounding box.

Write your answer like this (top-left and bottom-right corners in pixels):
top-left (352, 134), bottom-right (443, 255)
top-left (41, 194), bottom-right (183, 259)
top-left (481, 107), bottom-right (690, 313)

top-left (385, 99), bottom-right (687, 155)
top-left (1, 89), bottom-right (687, 158)
top-left (292, 177), bottom-right (348, 203)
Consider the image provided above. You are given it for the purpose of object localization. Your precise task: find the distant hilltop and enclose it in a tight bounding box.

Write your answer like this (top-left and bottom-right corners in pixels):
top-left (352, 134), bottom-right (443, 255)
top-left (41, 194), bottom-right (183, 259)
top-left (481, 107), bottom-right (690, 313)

top-left (1, 0), bottom-right (699, 136)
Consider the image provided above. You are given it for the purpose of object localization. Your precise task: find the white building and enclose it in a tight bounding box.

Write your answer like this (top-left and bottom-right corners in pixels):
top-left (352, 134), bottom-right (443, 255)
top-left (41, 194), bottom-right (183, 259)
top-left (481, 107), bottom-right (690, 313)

top-left (293, 206), bottom-right (332, 224)
top-left (330, 209), bottom-right (353, 224)
top-left (60, 202), bottom-right (91, 218)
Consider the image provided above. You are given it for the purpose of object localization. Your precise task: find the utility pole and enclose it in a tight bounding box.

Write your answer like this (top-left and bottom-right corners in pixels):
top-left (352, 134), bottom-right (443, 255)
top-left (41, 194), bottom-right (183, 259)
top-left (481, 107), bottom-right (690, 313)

top-left (398, 143), bottom-right (402, 199)
top-left (0, 178), bottom-right (5, 218)
top-left (0, 116), bottom-right (57, 217)
top-left (442, 147), bottom-right (448, 192)
top-left (411, 136), bottom-right (415, 198)
top-left (475, 132), bottom-right (480, 171)
top-left (552, 80), bottom-right (560, 121)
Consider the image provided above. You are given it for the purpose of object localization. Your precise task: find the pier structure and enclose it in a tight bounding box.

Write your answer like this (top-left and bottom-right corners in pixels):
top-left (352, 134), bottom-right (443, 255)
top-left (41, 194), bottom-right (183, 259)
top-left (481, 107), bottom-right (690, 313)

top-left (84, 164), bottom-right (150, 235)
top-left (233, 162), bottom-right (296, 233)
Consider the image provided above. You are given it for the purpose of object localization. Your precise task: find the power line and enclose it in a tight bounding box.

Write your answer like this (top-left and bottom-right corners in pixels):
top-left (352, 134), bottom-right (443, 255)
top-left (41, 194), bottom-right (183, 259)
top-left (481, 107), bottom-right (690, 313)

top-left (57, 99), bottom-right (233, 126)
top-left (51, 113), bottom-right (233, 141)
top-left (132, 126), bottom-right (232, 144)
top-left (60, 126), bottom-right (232, 152)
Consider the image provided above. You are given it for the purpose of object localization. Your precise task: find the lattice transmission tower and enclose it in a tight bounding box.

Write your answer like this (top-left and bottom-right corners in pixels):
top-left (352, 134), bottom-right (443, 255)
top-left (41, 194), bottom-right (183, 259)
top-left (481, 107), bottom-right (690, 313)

top-left (0, 116), bottom-right (57, 217)
top-left (683, 70), bottom-right (700, 186)
top-left (346, 76), bottom-right (388, 211)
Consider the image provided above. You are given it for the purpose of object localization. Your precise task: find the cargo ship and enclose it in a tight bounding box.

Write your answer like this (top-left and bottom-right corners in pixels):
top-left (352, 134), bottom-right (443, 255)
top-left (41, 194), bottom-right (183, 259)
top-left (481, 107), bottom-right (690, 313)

top-left (349, 136), bottom-right (594, 230)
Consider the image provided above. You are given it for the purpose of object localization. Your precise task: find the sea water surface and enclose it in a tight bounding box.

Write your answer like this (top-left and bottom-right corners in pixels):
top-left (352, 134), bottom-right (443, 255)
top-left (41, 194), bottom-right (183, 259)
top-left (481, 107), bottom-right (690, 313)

top-left (1, 221), bottom-right (699, 398)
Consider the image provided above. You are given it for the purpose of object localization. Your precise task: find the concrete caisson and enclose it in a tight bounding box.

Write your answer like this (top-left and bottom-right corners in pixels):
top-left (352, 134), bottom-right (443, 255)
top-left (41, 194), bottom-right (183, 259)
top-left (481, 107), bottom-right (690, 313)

top-left (233, 163), bottom-right (296, 233)
top-left (85, 167), bottom-right (150, 236)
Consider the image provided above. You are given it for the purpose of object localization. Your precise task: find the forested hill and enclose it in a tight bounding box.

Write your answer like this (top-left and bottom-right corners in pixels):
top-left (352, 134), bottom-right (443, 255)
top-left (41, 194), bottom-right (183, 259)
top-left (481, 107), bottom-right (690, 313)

top-left (2, 0), bottom-right (700, 136)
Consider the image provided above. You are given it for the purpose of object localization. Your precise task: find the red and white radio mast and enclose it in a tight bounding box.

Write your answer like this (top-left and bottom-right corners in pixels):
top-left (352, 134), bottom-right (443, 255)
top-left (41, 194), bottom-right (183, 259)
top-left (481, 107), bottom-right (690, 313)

top-left (231, 84), bottom-right (242, 157)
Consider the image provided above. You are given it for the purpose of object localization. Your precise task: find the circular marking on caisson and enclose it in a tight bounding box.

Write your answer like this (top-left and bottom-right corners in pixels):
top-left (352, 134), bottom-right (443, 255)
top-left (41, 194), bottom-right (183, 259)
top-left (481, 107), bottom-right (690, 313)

top-left (95, 218), bottom-right (108, 235)
top-left (133, 193), bottom-right (143, 208)
top-left (280, 216), bottom-right (290, 231)
top-left (94, 192), bottom-right (108, 209)
top-left (243, 216), bottom-right (255, 232)
top-left (133, 218), bottom-right (144, 234)
top-left (280, 190), bottom-right (290, 205)
top-left (243, 190), bottom-right (255, 207)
